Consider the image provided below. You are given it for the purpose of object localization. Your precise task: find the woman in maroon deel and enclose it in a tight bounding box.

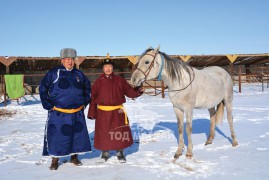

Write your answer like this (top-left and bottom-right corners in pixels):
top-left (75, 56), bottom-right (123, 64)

top-left (88, 55), bottom-right (144, 163)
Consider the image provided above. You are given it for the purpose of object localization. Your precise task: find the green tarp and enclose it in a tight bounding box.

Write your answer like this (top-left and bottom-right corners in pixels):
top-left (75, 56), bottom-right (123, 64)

top-left (4, 74), bottom-right (25, 99)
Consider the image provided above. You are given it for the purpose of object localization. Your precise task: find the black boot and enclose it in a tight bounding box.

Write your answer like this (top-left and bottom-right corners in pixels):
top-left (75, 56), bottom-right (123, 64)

top-left (116, 150), bottom-right (126, 163)
top-left (96, 151), bottom-right (109, 164)
top-left (50, 157), bottom-right (59, 170)
top-left (70, 154), bottom-right (82, 166)
top-left (101, 151), bottom-right (109, 161)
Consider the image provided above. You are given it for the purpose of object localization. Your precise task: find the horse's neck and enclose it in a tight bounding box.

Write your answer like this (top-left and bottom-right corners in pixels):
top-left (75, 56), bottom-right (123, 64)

top-left (161, 65), bottom-right (192, 90)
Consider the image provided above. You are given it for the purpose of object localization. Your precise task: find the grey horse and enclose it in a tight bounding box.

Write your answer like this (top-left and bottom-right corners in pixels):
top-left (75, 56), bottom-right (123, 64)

top-left (131, 46), bottom-right (238, 159)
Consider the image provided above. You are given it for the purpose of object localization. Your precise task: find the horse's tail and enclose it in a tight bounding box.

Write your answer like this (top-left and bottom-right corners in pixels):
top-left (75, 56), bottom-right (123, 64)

top-left (216, 101), bottom-right (224, 125)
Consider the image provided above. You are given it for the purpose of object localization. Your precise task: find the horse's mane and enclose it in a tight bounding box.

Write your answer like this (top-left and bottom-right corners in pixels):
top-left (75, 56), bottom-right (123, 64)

top-left (137, 47), bottom-right (192, 83)
top-left (159, 51), bottom-right (192, 83)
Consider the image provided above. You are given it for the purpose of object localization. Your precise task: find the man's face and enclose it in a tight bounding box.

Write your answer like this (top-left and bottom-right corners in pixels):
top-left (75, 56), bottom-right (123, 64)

top-left (61, 58), bottom-right (75, 70)
top-left (103, 64), bottom-right (113, 75)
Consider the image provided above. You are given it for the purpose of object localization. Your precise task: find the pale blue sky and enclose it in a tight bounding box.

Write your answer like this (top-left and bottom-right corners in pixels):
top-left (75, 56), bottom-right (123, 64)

top-left (0, 0), bottom-right (268, 57)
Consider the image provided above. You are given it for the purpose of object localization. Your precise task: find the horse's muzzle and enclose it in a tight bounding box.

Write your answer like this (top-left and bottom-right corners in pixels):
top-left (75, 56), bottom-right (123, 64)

top-left (131, 77), bottom-right (144, 88)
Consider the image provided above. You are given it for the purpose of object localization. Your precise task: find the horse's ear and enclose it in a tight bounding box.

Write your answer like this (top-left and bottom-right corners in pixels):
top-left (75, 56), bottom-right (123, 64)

top-left (153, 44), bottom-right (160, 53)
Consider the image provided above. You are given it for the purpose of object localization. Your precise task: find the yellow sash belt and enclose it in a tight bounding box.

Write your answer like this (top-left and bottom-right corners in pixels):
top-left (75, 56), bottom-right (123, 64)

top-left (53, 105), bottom-right (83, 114)
top-left (97, 105), bottom-right (128, 125)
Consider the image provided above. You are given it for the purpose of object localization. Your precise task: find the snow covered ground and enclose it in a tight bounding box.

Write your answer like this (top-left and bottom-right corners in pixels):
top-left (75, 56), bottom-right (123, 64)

top-left (0, 83), bottom-right (269, 180)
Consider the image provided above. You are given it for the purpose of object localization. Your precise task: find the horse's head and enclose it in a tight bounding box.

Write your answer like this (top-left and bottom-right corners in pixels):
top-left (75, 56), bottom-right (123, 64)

top-left (131, 45), bottom-right (163, 87)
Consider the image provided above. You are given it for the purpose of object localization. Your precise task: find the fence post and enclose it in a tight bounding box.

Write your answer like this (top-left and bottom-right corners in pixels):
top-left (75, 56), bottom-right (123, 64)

top-left (6, 66), bottom-right (10, 74)
top-left (229, 63), bottom-right (234, 82)
top-left (154, 80), bottom-right (157, 96)
top-left (261, 69), bottom-right (264, 92)
top-left (239, 65), bottom-right (242, 93)
top-left (245, 65), bottom-right (250, 83)
top-left (266, 73), bottom-right (269, 88)
top-left (161, 80), bottom-right (165, 98)
top-left (263, 67), bottom-right (268, 88)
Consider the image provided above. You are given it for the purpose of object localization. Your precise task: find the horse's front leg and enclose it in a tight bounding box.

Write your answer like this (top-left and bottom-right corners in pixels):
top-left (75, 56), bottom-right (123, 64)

top-left (185, 109), bottom-right (193, 158)
top-left (173, 107), bottom-right (184, 159)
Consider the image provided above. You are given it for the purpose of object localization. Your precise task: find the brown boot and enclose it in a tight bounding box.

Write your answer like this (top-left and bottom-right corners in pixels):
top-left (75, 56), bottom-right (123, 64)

top-left (70, 154), bottom-right (82, 166)
top-left (50, 157), bottom-right (59, 170)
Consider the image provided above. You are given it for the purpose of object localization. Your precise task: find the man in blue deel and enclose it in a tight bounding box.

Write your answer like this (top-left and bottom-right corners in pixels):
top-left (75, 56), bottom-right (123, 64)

top-left (39, 48), bottom-right (91, 170)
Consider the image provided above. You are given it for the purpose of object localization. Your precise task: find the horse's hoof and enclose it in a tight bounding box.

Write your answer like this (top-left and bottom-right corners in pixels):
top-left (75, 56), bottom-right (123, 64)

top-left (232, 141), bottom-right (238, 147)
top-left (186, 154), bottom-right (193, 159)
top-left (205, 141), bottom-right (212, 146)
top-left (174, 153), bottom-right (182, 159)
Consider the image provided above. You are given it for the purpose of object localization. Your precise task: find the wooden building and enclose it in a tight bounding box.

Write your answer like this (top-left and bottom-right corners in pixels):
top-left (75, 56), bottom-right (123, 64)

top-left (0, 53), bottom-right (269, 94)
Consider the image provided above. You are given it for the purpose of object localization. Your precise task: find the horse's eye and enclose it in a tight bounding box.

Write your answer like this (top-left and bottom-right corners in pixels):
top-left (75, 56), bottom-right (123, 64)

top-left (145, 61), bottom-right (150, 64)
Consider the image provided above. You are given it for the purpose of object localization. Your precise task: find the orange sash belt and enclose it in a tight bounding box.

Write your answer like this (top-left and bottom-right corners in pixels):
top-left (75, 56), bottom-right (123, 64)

top-left (97, 105), bottom-right (128, 125)
top-left (53, 105), bottom-right (83, 114)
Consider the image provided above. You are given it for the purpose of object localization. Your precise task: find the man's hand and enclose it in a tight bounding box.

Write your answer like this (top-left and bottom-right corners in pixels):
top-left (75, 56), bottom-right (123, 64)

top-left (139, 87), bottom-right (145, 93)
top-left (88, 116), bottom-right (95, 120)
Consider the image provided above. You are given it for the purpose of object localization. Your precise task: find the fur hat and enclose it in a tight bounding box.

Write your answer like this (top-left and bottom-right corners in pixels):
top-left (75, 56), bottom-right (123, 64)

top-left (102, 53), bottom-right (114, 66)
top-left (60, 48), bottom-right (77, 59)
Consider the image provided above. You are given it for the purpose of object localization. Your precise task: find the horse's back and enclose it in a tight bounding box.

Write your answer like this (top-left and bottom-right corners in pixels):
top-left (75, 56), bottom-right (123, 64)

top-left (203, 66), bottom-right (233, 96)
top-left (200, 66), bottom-right (232, 84)
top-left (192, 66), bottom-right (233, 109)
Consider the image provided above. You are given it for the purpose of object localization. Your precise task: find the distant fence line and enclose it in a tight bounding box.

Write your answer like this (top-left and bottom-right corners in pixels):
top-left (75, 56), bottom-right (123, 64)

top-left (1, 66), bottom-right (269, 106)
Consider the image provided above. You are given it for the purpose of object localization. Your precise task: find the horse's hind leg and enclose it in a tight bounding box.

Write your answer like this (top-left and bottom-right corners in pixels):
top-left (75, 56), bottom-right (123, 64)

top-left (225, 102), bottom-right (238, 146)
top-left (173, 107), bottom-right (184, 159)
top-left (205, 108), bottom-right (216, 145)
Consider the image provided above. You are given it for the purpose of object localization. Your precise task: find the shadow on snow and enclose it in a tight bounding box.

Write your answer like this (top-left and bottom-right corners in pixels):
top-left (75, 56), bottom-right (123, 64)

top-left (131, 119), bottom-right (232, 148)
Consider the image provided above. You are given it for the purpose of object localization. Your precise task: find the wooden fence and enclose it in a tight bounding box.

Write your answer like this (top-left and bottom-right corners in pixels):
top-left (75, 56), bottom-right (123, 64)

top-left (1, 66), bottom-right (269, 106)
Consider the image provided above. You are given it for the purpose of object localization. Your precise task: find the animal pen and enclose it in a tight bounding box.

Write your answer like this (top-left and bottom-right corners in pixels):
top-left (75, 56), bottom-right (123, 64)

top-left (0, 53), bottom-right (269, 106)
